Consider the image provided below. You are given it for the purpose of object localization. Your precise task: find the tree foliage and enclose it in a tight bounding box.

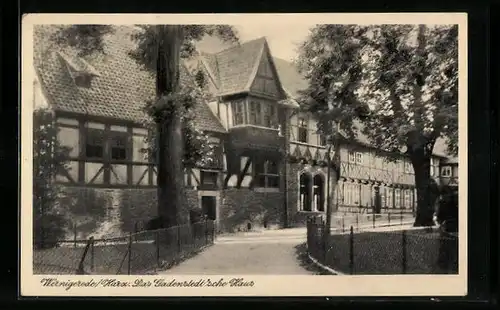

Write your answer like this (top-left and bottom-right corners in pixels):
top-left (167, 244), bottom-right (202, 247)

top-left (33, 109), bottom-right (70, 248)
top-left (297, 24), bottom-right (458, 226)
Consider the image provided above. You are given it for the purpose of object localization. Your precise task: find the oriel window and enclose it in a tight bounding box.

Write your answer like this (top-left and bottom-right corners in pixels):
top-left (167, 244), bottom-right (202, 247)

top-left (233, 102), bottom-right (245, 125)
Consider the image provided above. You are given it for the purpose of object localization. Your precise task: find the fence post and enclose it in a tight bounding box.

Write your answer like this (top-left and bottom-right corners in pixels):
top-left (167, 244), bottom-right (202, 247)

top-left (372, 213), bottom-right (375, 228)
top-left (402, 230), bottom-right (407, 274)
top-left (155, 230), bottom-right (160, 267)
top-left (212, 221), bottom-right (216, 243)
top-left (400, 209), bottom-right (403, 225)
top-left (205, 220), bottom-right (209, 246)
top-left (90, 238), bottom-right (95, 273)
top-left (349, 226), bottom-right (354, 274)
top-left (356, 213), bottom-right (359, 231)
top-left (73, 223), bottom-right (77, 248)
top-left (177, 225), bottom-right (182, 254)
top-left (127, 233), bottom-right (132, 275)
top-left (322, 222), bottom-right (328, 264)
top-left (342, 216), bottom-right (345, 233)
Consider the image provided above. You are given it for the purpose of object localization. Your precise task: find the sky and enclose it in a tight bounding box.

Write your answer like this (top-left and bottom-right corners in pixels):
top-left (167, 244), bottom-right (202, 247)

top-left (234, 24), bottom-right (315, 61)
top-left (196, 24), bottom-right (316, 62)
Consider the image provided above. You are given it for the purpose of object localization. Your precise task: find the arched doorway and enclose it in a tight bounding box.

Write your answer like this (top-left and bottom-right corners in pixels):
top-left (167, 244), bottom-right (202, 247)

top-left (313, 174), bottom-right (325, 212)
top-left (299, 173), bottom-right (312, 211)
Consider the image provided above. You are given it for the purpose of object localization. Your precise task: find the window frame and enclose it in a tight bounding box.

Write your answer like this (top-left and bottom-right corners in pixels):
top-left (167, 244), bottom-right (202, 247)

top-left (263, 103), bottom-right (278, 128)
top-left (233, 101), bottom-right (245, 125)
top-left (404, 161), bottom-right (412, 173)
top-left (355, 152), bottom-right (363, 165)
top-left (200, 170), bottom-right (219, 186)
top-left (386, 188), bottom-right (394, 208)
top-left (249, 101), bottom-right (262, 126)
top-left (441, 166), bottom-right (452, 177)
top-left (297, 117), bottom-right (309, 143)
top-left (254, 159), bottom-right (280, 188)
top-left (85, 128), bottom-right (105, 160)
top-left (394, 188), bottom-right (401, 208)
top-left (109, 131), bottom-right (129, 161)
top-left (403, 189), bottom-right (411, 208)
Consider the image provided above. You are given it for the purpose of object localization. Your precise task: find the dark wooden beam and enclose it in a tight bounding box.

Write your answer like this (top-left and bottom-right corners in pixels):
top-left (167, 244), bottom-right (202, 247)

top-left (236, 157), bottom-right (252, 188)
top-left (127, 126), bottom-right (133, 186)
top-left (103, 124), bottom-right (111, 184)
top-left (78, 119), bottom-right (85, 183)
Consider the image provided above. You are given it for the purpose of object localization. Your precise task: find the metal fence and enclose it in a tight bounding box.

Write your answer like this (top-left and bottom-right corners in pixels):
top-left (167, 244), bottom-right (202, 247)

top-left (33, 220), bottom-right (216, 275)
top-left (306, 218), bottom-right (458, 275)
top-left (330, 211), bottom-right (415, 233)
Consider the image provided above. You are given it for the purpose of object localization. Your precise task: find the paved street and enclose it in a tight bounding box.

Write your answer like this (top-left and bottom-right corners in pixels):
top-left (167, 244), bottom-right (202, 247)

top-left (159, 220), bottom-right (419, 275)
top-left (160, 228), bottom-right (313, 275)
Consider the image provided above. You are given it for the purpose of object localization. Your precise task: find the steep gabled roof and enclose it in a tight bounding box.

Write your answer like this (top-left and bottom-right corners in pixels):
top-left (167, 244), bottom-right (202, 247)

top-left (33, 25), bottom-right (226, 134)
top-left (201, 37), bottom-right (267, 96)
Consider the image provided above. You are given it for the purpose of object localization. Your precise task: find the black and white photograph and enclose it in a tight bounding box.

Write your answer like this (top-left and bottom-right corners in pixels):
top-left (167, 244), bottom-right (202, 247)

top-left (21, 13), bottom-right (466, 296)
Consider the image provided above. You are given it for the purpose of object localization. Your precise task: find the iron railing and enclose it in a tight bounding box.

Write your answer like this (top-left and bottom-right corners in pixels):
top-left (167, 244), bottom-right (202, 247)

top-left (33, 220), bottom-right (216, 275)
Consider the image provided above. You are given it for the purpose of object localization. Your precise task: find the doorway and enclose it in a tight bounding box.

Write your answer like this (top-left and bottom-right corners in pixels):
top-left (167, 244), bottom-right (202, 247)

top-left (201, 196), bottom-right (217, 221)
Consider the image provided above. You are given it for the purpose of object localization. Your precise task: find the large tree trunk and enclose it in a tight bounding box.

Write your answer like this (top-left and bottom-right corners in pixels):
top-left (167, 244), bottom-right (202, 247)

top-left (410, 148), bottom-right (437, 227)
top-left (156, 25), bottom-right (186, 228)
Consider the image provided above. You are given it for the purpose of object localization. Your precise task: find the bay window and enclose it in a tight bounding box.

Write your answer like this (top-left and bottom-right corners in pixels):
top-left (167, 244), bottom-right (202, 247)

top-left (233, 102), bottom-right (245, 125)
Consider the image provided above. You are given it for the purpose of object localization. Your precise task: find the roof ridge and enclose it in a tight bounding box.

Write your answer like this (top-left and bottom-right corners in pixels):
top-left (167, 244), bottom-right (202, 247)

top-left (213, 36), bottom-right (267, 55)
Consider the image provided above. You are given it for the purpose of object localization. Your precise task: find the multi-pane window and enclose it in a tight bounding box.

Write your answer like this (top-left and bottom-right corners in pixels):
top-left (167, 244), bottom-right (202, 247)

top-left (233, 102), bottom-right (244, 125)
top-left (385, 188), bottom-right (393, 208)
top-left (254, 159), bottom-right (280, 188)
top-left (394, 189), bottom-right (401, 208)
top-left (356, 152), bottom-right (363, 165)
top-left (348, 151), bottom-right (356, 164)
top-left (200, 171), bottom-right (218, 186)
top-left (110, 133), bottom-right (128, 160)
top-left (403, 190), bottom-right (412, 209)
top-left (348, 151), bottom-right (363, 164)
top-left (249, 101), bottom-right (262, 125)
top-left (297, 118), bottom-right (308, 143)
top-left (86, 129), bottom-right (105, 159)
top-left (404, 161), bottom-right (412, 173)
top-left (441, 166), bottom-right (452, 177)
top-left (263, 103), bottom-right (277, 128)
top-left (343, 182), bottom-right (360, 206)
top-left (319, 134), bottom-right (327, 146)
top-left (86, 128), bottom-right (129, 161)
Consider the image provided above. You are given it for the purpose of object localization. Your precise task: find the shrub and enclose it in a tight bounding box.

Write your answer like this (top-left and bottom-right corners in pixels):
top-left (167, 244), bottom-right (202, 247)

top-left (33, 109), bottom-right (70, 249)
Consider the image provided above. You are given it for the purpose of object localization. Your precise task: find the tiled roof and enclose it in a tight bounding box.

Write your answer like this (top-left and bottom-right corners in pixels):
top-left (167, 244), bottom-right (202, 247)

top-left (33, 25), bottom-right (226, 134)
top-left (202, 37), bottom-right (267, 96)
top-left (198, 38), bottom-right (307, 100)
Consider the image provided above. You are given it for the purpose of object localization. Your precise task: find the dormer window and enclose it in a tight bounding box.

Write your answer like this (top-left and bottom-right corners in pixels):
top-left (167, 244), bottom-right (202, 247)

top-left (73, 72), bottom-right (93, 88)
top-left (58, 51), bottom-right (100, 89)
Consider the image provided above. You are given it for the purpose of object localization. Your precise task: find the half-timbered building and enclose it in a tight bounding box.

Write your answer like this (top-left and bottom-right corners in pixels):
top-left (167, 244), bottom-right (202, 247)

top-left (33, 26), bottom-right (457, 238)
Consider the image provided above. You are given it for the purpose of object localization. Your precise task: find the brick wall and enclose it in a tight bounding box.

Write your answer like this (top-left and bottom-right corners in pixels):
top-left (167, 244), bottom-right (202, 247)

top-left (219, 188), bottom-right (283, 233)
top-left (56, 186), bottom-right (200, 240)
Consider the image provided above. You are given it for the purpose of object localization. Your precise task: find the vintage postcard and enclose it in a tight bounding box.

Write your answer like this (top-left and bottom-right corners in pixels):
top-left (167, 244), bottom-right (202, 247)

top-left (21, 13), bottom-right (468, 297)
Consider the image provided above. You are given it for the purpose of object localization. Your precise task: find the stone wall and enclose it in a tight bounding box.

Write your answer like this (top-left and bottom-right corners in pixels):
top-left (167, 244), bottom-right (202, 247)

top-left (219, 189), bottom-right (283, 233)
top-left (286, 162), bottom-right (337, 227)
top-left (56, 186), bottom-right (201, 240)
